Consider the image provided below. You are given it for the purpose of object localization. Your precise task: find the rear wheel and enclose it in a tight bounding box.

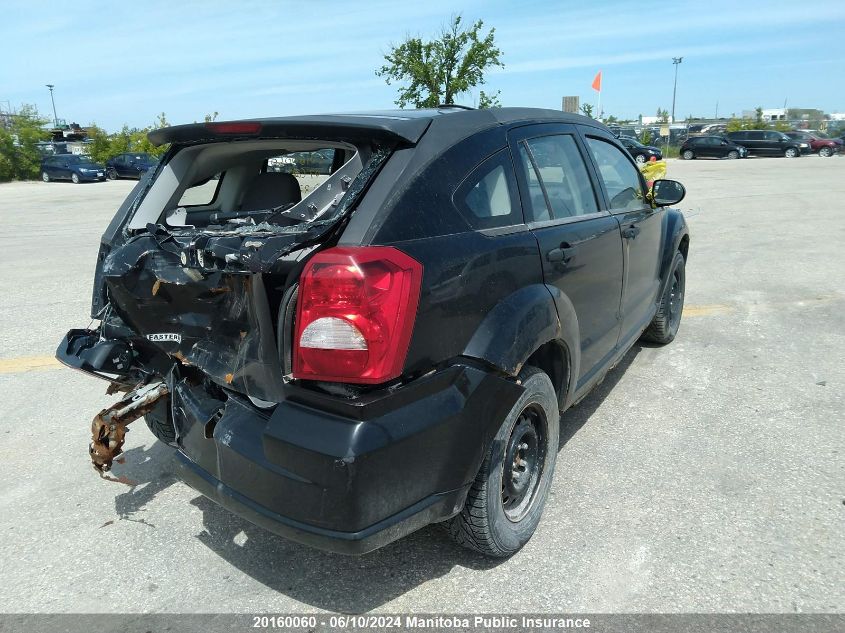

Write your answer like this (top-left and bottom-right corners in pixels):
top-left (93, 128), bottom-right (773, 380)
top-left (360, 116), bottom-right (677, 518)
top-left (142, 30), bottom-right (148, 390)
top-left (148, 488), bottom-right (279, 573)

top-left (727, 150), bottom-right (739, 159)
top-left (641, 251), bottom-right (685, 345)
top-left (682, 149), bottom-right (695, 160)
top-left (819, 146), bottom-right (833, 158)
top-left (71, 172), bottom-right (81, 184)
top-left (107, 168), bottom-right (118, 180)
top-left (784, 147), bottom-right (799, 158)
top-left (41, 171), bottom-right (50, 182)
top-left (447, 366), bottom-right (559, 557)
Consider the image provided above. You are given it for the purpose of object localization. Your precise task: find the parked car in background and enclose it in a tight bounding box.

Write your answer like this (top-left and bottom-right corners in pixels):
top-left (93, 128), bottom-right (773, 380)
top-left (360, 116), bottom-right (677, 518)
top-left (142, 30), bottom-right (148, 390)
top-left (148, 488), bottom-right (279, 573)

top-left (57, 108), bottom-right (689, 557)
top-left (40, 154), bottom-right (106, 183)
top-left (105, 153), bottom-right (159, 179)
top-left (784, 132), bottom-right (842, 157)
top-left (618, 136), bottom-right (663, 163)
top-left (726, 130), bottom-right (809, 158)
top-left (679, 135), bottom-right (747, 160)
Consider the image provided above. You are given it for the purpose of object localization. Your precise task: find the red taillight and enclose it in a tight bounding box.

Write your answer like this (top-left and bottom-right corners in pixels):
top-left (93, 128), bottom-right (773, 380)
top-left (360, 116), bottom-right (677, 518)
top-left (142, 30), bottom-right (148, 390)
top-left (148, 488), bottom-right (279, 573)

top-left (205, 122), bottom-right (262, 135)
top-left (293, 247), bottom-right (423, 384)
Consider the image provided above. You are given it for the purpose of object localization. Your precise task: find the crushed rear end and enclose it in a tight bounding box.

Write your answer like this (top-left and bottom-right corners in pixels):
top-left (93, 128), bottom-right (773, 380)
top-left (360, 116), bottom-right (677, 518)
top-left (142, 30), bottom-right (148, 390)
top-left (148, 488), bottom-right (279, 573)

top-left (56, 115), bottom-right (523, 553)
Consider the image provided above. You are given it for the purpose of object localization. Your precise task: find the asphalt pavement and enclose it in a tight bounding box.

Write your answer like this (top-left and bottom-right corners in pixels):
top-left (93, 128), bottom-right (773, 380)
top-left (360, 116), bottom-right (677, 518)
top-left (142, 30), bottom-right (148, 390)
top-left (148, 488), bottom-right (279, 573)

top-left (0, 155), bottom-right (842, 614)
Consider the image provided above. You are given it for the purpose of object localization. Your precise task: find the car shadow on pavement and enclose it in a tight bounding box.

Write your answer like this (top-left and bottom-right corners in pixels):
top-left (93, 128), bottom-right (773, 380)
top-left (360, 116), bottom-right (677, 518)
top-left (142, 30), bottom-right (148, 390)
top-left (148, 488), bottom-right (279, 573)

top-left (187, 344), bottom-right (644, 613)
top-left (111, 441), bottom-right (178, 528)
top-left (557, 344), bottom-right (642, 450)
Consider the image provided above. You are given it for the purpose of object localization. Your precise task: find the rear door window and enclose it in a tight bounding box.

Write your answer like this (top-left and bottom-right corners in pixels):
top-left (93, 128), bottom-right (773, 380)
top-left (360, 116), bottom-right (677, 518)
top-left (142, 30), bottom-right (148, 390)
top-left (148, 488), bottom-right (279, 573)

top-left (453, 149), bottom-right (522, 230)
top-left (516, 135), bottom-right (598, 222)
top-left (584, 137), bottom-right (647, 213)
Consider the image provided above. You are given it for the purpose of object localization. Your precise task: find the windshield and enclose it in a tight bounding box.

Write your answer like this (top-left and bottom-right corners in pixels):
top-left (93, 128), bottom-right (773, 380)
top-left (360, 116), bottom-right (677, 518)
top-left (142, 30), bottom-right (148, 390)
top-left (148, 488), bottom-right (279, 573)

top-left (65, 156), bottom-right (96, 164)
top-left (623, 138), bottom-right (643, 148)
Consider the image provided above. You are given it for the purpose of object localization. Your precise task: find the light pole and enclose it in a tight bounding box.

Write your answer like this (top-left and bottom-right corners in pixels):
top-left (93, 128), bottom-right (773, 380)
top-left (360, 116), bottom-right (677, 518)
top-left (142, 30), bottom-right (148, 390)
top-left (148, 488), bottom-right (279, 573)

top-left (671, 57), bottom-right (683, 123)
top-left (45, 84), bottom-right (58, 127)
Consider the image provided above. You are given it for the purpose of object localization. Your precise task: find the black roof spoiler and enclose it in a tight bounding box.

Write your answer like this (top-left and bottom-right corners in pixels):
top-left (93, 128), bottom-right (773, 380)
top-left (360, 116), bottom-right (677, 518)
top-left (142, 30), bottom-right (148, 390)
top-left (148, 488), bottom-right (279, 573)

top-left (147, 114), bottom-right (433, 147)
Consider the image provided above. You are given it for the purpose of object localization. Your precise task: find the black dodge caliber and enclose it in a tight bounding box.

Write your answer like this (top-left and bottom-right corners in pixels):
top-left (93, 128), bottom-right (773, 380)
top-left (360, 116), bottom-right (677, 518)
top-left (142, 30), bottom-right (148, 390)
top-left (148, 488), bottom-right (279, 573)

top-left (57, 107), bottom-right (689, 557)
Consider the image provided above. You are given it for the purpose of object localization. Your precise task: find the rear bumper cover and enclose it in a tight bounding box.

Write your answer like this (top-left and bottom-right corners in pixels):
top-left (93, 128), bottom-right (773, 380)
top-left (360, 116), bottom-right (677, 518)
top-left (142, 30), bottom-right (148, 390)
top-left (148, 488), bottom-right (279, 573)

top-left (171, 364), bottom-right (524, 554)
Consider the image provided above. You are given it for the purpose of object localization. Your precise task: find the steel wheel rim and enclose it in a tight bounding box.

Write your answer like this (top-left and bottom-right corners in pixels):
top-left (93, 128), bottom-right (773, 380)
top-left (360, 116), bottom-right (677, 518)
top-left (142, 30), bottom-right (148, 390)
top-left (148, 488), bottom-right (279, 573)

top-left (501, 404), bottom-right (547, 522)
top-left (668, 269), bottom-right (684, 328)
top-left (683, 151), bottom-right (693, 160)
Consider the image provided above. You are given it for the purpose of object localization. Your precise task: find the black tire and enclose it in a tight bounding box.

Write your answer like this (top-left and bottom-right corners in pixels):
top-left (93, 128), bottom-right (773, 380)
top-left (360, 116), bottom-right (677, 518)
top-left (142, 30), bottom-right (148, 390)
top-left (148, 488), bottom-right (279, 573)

top-left (682, 149), bottom-right (695, 160)
top-left (784, 147), bottom-right (799, 158)
top-left (447, 366), bottom-right (559, 557)
top-left (727, 150), bottom-right (739, 159)
top-left (819, 146), bottom-right (833, 158)
top-left (41, 171), bottom-right (50, 182)
top-left (641, 251), bottom-right (685, 345)
top-left (143, 398), bottom-right (177, 445)
top-left (71, 172), bottom-right (81, 184)
top-left (634, 153), bottom-right (647, 165)
top-left (107, 168), bottom-right (118, 180)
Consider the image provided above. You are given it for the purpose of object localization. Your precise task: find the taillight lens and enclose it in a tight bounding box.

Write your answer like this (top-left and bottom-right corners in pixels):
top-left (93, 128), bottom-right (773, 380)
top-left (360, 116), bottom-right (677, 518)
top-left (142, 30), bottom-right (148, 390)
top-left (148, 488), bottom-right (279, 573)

top-left (293, 246), bottom-right (423, 384)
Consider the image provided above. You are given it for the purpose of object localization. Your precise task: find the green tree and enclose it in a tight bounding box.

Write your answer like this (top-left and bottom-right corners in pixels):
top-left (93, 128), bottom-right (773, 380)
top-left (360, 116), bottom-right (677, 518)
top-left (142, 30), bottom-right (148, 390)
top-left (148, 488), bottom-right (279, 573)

top-left (376, 15), bottom-right (503, 108)
top-left (477, 90), bottom-right (501, 109)
top-left (656, 108), bottom-right (669, 123)
top-left (580, 103), bottom-right (594, 118)
top-left (85, 123), bottom-right (112, 164)
top-left (0, 104), bottom-right (49, 181)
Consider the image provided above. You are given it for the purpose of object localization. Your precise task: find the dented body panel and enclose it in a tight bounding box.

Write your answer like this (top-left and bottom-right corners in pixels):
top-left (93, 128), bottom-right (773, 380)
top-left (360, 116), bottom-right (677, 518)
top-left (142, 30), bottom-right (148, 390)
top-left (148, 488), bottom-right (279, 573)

top-left (58, 108), bottom-right (689, 554)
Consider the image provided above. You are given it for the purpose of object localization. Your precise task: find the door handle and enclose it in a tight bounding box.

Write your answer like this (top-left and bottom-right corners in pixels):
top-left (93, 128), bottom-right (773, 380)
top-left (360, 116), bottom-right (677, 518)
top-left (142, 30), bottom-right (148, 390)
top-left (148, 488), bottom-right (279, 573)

top-left (621, 225), bottom-right (641, 239)
top-left (546, 243), bottom-right (576, 263)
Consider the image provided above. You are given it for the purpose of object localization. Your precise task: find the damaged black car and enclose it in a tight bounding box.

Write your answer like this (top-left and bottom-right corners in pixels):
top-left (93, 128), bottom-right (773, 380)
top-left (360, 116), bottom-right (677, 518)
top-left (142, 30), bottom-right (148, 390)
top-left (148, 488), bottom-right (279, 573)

top-left (58, 107), bottom-right (689, 557)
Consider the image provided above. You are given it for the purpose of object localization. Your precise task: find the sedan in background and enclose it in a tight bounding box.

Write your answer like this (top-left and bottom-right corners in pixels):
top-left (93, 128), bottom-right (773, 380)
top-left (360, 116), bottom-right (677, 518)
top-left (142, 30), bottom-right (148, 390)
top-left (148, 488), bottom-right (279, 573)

top-left (680, 135), bottom-right (747, 160)
top-left (784, 132), bottom-right (842, 157)
top-left (40, 154), bottom-right (106, 183)
top-left (618, 136), bottom-right (663, 164)
top-left (105, 152), bottom-right (159, 179)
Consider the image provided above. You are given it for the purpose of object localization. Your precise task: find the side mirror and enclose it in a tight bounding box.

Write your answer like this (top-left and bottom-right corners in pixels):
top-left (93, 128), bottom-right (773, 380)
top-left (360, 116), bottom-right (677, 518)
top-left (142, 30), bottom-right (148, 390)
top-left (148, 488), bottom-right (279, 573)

top-left (651, 179), bottom-right (686, 207)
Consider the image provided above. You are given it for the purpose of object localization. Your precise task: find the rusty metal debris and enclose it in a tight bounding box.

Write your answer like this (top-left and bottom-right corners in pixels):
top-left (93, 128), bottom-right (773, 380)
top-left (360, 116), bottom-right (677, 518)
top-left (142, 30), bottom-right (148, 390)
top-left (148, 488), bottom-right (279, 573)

top-left (90, 382), bottom-right (169, 474)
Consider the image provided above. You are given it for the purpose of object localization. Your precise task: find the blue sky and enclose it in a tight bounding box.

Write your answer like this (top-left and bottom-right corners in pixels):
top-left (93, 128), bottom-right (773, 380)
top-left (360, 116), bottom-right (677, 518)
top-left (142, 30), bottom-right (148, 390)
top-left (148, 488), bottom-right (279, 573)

top-left (2, 0), bottom-right (843, 130)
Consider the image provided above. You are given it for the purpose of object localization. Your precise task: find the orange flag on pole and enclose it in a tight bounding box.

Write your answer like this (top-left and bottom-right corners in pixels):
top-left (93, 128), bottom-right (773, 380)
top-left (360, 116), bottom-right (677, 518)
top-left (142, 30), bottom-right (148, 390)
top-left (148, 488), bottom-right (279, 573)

top-left (591, 71), bottom-right (602, 92)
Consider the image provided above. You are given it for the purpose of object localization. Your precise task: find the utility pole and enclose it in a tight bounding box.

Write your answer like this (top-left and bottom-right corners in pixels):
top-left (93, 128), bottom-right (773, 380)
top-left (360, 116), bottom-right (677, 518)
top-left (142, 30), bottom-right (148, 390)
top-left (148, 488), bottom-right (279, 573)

top-left (45, 84), bottom-right (58, 127)
top-left (671, 57), bottom-right (683, 123)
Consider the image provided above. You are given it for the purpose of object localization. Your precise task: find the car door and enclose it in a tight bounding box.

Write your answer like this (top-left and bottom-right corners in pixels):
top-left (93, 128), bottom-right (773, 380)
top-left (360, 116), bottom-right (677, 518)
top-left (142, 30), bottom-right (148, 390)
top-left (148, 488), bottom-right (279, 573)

top-left (509, 124), bottom-right (624, 386)
top-left (55, 157), bottom-right (72, 179)
top-left (582, 132), bottom-right (664, 348)
top-left (112, 154), bottom-right (127, 177)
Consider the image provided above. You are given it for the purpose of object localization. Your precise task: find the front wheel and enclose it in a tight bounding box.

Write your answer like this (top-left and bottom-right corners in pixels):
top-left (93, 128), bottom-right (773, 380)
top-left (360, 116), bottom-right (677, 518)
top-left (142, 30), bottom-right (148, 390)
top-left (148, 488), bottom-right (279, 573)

top-left (819, 147), bottom-right (833, 158)
top-left (635, 153), bottom-right (648, 164)
top-left (641, 251), bottom-right (685, 345)
top-left (727, 150), bottom-right (739, 159)
top-left (447, 366), bottom-right (559, 557)
top-left (682, 149), bottom-right (695, 160)
top-left (107, 168), bottom-right (118, 180)
top-left (784, 147), bottom-right (799, 158)
top-left (71, 172), bottom-right (81, 184)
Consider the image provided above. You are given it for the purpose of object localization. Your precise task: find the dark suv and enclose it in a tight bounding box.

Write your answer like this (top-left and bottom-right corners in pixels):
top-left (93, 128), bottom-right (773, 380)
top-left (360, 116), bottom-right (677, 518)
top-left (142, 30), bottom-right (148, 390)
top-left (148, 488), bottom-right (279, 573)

top-left (726, 130), bottom-right (809, 158)
top-left (57, 108), bottom-right (689, 557)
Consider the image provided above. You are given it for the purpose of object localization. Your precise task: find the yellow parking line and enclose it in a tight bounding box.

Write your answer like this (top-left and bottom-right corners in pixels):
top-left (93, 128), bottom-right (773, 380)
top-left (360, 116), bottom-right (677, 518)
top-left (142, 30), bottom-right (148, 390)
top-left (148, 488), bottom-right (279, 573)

top-left (683, 304), bottom-right (733, 317)
top-left (0, 355), bottom-right (62, 375)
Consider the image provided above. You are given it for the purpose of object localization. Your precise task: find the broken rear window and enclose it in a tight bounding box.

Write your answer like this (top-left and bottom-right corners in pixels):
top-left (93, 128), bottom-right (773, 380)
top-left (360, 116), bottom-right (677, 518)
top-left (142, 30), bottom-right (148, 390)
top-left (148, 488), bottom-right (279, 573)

top-left (128, 140), bottom-right (365, 233)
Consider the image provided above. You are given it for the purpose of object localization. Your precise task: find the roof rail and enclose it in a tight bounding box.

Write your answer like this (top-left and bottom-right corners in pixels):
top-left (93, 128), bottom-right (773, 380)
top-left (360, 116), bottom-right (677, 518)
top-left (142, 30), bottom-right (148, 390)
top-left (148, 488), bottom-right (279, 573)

top-left (436, 104), bottom-right (475, 110)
